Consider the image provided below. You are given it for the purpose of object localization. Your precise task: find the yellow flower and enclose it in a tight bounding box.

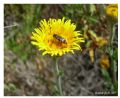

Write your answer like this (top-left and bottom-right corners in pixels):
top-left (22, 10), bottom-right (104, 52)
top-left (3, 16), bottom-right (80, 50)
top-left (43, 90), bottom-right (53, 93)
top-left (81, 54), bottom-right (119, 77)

top-left (99, 54), bottom-right (110, 69)
top-left (106, 4), bottom-right (118, 18)
top-left (31, 18), bottom-right (84, 56)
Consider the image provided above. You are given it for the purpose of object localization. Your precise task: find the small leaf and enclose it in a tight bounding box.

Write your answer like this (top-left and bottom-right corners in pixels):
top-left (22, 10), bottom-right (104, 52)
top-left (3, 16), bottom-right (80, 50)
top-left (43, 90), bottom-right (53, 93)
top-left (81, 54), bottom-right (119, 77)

top-left (113, 48), bottom-right (118, 60)
top-left (89, 48), bottom-right (94, 63)
top-left (90, 4), bottom-right (96, 16)
top-left (57, 70), bottom-right (64, 77)
top-left (101, 68), bottom-right (111, 81)
top-left (113, 81), bottom-right (118, 94)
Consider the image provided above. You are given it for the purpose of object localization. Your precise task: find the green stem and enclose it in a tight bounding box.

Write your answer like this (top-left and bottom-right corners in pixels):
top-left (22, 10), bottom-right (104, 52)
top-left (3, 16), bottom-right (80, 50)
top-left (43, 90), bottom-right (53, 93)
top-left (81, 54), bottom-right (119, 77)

top-left (110, 23), bottom-right (117, 84)
top-left (110, 24), bottom-right (116, 45)
top-left (55, 58), bottom-right (63, 96)
top-left (112, 61), bottom-right (116, 83)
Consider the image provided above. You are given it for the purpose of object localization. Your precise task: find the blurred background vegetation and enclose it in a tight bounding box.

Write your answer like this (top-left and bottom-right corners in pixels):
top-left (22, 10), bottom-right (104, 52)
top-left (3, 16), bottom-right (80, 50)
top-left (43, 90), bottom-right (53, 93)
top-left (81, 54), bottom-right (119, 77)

top-left (4, 4), bottom-right (118, 96)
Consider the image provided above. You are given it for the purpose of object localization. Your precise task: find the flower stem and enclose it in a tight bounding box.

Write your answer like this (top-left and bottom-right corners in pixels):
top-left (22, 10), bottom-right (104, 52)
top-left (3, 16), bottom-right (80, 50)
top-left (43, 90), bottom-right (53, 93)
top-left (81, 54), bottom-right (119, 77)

top-left (110, 24), bottom-right (116, 45)
top-left (55, 58), bottom-right (63, 96)
top-left (109, 23), bottom-right (117, 84)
